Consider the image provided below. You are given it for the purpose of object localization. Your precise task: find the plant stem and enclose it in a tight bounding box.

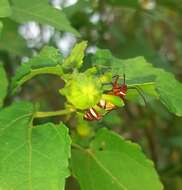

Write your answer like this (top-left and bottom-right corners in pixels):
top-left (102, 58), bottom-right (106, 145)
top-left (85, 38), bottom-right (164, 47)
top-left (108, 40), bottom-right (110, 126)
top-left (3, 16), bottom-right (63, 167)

top-left (34, 109), bottom-right (75, 118)
top-left (71, 142), bottom-right (88, 151)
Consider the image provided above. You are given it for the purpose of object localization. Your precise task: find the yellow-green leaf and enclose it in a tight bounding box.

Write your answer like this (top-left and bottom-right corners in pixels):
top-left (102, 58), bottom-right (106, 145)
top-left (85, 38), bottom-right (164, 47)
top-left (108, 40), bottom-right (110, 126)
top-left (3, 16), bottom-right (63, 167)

top-left (63, 41), bottom-right (87, 69)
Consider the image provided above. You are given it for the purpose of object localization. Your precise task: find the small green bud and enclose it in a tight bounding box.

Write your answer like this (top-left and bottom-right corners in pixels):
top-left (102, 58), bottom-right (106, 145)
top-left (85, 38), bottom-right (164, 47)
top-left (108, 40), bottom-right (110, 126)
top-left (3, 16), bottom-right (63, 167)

top-left (77, 122), bottom-right (92, 137)
top-left (60, 73), bottom-right (102, 110)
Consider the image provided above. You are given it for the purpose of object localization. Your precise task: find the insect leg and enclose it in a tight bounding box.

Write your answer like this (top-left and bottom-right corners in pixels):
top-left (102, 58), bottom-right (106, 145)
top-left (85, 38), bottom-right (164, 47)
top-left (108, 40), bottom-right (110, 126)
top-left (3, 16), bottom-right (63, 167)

top-left (128, 86), bottom-right (147, 106)
top-left (102, 82), bottom-right (113, 86)
top-left (112, 75), bottom-right (119, 86)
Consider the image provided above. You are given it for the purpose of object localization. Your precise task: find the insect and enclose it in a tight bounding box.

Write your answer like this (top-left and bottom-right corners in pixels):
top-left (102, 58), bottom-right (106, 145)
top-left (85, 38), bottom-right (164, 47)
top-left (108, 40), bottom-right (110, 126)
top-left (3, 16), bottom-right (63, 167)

top-left (83, 74), bottom-right (146, 121)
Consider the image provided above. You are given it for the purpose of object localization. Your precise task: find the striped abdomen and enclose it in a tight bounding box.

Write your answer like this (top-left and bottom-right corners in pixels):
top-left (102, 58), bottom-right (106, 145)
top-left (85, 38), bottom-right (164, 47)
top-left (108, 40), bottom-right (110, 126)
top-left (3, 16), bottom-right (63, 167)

top-left (84, 99), bottom-right (117, 121)
top-left (84, 107), bottom-right (102, 121)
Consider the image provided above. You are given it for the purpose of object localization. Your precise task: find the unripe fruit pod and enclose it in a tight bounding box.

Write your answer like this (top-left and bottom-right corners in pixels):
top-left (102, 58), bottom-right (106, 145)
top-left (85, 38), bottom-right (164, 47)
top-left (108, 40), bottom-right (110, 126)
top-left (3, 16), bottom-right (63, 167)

top-left (77, 123), bottom-right (92, 137)
top-left (60, 73), bottom-right (102, 110)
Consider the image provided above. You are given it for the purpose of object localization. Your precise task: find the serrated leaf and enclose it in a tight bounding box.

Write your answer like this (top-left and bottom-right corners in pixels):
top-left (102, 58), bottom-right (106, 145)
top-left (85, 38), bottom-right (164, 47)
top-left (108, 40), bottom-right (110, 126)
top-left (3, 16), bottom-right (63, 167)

top-left (0, 63), bottom-right (8, 107)
top-left (92, 49), bottom-right (182, 116)
top-left (10, 0), bottom-right (80, 37)
top-left (93, 50), bottom-right (155, 80)
top-left (0, 0), bottom-right (11, 17)
top-left (114, 57), bottom-right (155, 79)
top-left (93, 51), bottom-right (157, 103)
top-left (156, 71), bottom-right (182, 117)
top-left (11, 46), bottom-right (64, 93)
top-left (0, 101), bottom-right (71, 189)
top-left (63, 41), bottom-right (87, 69)
top-left (60, 72), bottom-right (102, 110)
top-left (0, 19), bottom-right (29, 55)
top-left (71, 128), bottom-right (163, 190)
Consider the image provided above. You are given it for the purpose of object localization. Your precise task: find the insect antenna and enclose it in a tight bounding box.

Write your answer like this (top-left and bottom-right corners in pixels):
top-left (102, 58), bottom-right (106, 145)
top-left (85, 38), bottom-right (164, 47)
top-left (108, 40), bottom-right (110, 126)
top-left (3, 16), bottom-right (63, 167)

top-left (112, 73), bottom-right (126, 85)
top-left (101, 81), bottom-right (113, 85)
top-left (123, 73), bottom-right (126, 84)
top-left (112, 75), bottom-right (120, 86)
top-left (128, 86), bottom-right (147, 106)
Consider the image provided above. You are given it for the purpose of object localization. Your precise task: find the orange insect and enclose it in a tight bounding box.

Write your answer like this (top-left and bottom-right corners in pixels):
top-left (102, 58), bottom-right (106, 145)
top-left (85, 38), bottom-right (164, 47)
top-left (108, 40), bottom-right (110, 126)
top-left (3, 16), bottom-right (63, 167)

top-left (84, 74), bottom-right (146, 121)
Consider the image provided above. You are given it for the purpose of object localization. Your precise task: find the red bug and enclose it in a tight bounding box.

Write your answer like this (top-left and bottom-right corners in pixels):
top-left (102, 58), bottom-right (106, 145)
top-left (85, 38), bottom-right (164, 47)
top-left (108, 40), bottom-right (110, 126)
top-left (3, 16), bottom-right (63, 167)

top-left (84, 74), bottom-right (146, 121)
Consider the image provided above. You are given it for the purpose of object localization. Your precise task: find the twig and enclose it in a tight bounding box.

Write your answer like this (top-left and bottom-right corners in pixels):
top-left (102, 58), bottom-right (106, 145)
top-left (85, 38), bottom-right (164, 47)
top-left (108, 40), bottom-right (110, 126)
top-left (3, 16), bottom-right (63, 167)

top-left (34, 109), bottom-right (75, 118)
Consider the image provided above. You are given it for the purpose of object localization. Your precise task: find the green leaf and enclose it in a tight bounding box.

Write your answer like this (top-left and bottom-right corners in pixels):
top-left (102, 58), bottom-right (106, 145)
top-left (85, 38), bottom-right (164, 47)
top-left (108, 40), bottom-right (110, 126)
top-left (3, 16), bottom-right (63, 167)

top-left (0, 0), bottom-right (11, 17)
top-left (11, 46), bottom-right (64, 93)
top-left (93, 49), bottom-right (182, 116)
top-left (71, 128), bottom-right (163, 190)
top-left (93, 50), bottom-right (155, 80)
top-left (0, 63), bottom-right (8, 107)
top-left (60, 72), bottom-right (102, 110)
top-left (0, 101), bottom-right (71, 189)
top-left (156, 71), bottom-right (182, 117)
top-left (93, 51), bottom-right (157, 102)
top-left (114, 57), bottom-right (155, 79)
top-left (126, 82), bottom-right (158, 105)
top-left (63, 41), bottom-right (88, 70)
top-left (0, 19), bottom-right (29, 55)
top-left (10, 0), bottom-right (80, 37)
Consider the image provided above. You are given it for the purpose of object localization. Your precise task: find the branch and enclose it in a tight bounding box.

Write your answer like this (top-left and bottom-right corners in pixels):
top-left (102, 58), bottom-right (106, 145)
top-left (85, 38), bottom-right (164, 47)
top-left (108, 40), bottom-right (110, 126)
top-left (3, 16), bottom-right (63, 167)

top-left (34, 108), bottom-right (75, 118)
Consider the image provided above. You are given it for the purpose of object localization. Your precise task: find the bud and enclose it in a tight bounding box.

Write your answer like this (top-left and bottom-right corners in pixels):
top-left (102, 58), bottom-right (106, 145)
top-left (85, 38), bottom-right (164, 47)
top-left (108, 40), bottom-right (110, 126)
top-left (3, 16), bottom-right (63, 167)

top-left (60, 73), bottom-right (102, 110)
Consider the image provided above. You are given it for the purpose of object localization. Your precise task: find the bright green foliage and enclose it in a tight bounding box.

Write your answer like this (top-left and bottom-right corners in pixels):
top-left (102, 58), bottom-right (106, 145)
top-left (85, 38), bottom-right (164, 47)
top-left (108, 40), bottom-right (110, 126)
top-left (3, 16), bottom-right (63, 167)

top-left (0, 63), bottom-right (8, 107)
top-left (5, 41), bottom-right (182, 189)
top-left (0, 1), bottom-right (181, 189)
top-left (11, 46), bottom-right (64, 93)
top-left (116, 57), bottom-right (155, 79)
top-left (93, 51), bottom-right (155, 81)
top-left (156, 71), bottom-right (182, 117)
top-left (0, 0), bottom-right (11, 17)
top-left (0, 101), bottom-right (71, 189)
top-left (63, 41), bottom-right (88, 69)
top-left (60, 72), bottom-right (102, 110)
top-left (10, 43), bottom-right (182, 116)
top-left (10, 0), bottom-right (80, 36)
top-left (93, 50), bottom-right (158, 102)
top-left (0, 19), bottom-right (29, 55)
top-left (72, 128), bottom-right (163, 190)
top-left (93, 49), bottom-right (182, 116)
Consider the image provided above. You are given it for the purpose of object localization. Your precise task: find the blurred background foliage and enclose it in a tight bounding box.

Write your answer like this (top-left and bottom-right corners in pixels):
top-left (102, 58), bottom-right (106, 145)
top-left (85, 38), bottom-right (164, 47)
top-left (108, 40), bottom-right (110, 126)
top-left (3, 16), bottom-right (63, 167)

top-left (0, 0), bottom-right (182, 189)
